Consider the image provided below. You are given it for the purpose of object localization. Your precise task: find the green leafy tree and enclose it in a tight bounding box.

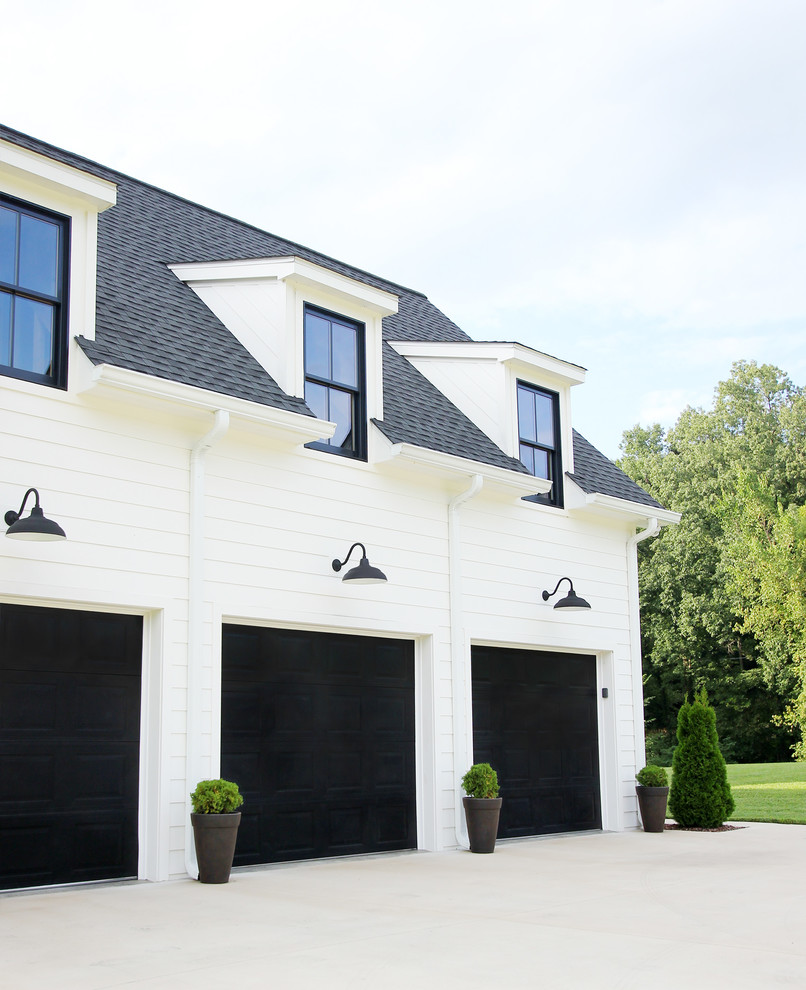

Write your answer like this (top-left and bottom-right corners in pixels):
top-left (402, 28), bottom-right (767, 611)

top-left (619, 361), bottom-right (805, 760)
top-left (668, 691), bottom-right (735, 827)
top-left (720, 472), bottom-right (806, 757)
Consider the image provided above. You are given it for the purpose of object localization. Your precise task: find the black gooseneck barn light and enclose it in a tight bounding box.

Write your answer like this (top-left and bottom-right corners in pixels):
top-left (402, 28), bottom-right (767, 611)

top-left (331, 542), bottom-right (387, 584)
top-left (4, 488), bottom-right (67, 541)
top-left (541, 577), bottom-right (591, 611)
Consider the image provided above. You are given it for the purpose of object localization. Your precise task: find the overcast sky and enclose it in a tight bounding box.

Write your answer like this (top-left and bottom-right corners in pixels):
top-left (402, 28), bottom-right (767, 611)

top-left (4, 0), bottom-right (805, 457)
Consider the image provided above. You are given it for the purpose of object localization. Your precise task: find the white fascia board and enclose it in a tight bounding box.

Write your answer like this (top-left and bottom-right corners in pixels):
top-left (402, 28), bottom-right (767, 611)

top-left (170, 256), bottom-right (399, 318)
top-left (570, 490), bottom-right (681, 527)
top-left (383, 440), bottom-right (552, 495)
top-left (0, 140), bottom-right (117, 211)
top-left (390, 340), bottom-right (586, 387)
top-left (80, 362), bottom-right (336, 443)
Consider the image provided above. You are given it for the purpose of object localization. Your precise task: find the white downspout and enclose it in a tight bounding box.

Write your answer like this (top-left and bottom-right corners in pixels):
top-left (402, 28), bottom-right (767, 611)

top-left (185, 409), bottom-right (230, 879)
top-left (627, 517), bottom-right (660, 774)
top-left (449, 474), bottom-right (484, 849)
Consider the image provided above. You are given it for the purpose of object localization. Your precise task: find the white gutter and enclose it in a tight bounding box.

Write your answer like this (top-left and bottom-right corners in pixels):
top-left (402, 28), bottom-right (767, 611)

top-left (626, 517), bottom-right (661, 777)
top-left (185, 409), bottom-right (230, 879)
top-left (449, 474), bottom-right (484, 849)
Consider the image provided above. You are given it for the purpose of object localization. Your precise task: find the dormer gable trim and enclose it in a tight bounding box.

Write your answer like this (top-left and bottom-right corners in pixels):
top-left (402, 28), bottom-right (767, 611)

top-left (0, 139), bottom-right (117, 211)
top-left (170, 256), bottom-right (399, 318)
top-left (389, 340), bottom-right (586, 389)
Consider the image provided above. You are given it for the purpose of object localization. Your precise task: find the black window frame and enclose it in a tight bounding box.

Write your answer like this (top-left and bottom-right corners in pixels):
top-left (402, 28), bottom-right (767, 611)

top-left (517, 380), bottom-right (563, 507)
top-left (0, 194), bottom-right (70, 390)
top-left (303, 303), bottom-right (367, 461)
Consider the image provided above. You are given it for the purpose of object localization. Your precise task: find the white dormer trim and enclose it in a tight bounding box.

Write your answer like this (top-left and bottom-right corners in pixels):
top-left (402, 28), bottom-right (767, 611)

top-left (388, 339), bottom-right (584, 476)
top-left (0, 140), bottom-right (117, 211)
top-left (0, 138), bottom-right (117, 353)
top-left (390, 340), bottom-right (586, 388)
top-left (170, 257), bottom-right (399, 318)
top-left (170, 256), bottom-right (398, 434)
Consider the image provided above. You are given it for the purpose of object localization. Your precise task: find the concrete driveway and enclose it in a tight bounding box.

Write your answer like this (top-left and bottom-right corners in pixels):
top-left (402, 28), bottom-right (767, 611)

top-left (2, 823), bottom-right (804, 989)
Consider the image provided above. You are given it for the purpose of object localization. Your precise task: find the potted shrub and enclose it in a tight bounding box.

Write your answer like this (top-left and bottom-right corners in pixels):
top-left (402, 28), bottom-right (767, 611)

top-left (190, 779), bottom-right (244, 883)
top-left (461, 762), bottom-right (502, 853)
top-left (635, 764), bottom-right (669, 833)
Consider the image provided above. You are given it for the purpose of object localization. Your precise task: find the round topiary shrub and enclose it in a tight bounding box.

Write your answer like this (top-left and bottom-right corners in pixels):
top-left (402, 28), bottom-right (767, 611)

top-left (461, 762), bottom-right (500, 799)
top-left (190, 779), bottom-right (243, 814)
top-left (668, 690), bottom-right (734, 828)
top-left (636, 765), bottom-right (669, 788)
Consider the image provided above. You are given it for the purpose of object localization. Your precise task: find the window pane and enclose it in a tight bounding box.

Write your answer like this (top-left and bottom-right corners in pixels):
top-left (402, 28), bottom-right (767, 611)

top-left (0, 291), bottom-right (10, 364)
top-left (331, 320), bottom-right (357, 387)
top-left (532, 448), bottom-right (549, 480)
top-left (329, 387), bottom-right (353, 450)
top-left (535, 392), bottom-right (554, 447)
top-left (0, 207), bottom-right (17, 285)
top-left (305, 380), bottom-right (329, 422)
top-left (517, 386), bottom-right (536, 442)
top-left (519, 443), bottom-right (534, 474)
top-left (13, 296), bottom-right (54, 374)
top-left (18, 214), bottom-right (60, 297)
top-left (304, 312), bottom-right (330, 379)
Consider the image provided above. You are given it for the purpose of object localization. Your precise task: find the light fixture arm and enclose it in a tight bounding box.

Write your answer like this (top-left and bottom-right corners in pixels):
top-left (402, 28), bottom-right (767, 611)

top-left (332, 542), bottom-right (368, 573)
top-left (541, 576), bottom-right (574, 602)
top-left (4, 487), bottom-right (41, 527)
top-left (541, 576), bottom-right (591, 611)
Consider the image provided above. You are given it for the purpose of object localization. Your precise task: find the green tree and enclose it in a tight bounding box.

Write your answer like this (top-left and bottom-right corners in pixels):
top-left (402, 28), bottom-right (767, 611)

top-left (619, 361), bottom-right (805, 760)
top-left (668, 690), bottom-right (735, 827)
top-left (720, 472), bottom-right (806, 757)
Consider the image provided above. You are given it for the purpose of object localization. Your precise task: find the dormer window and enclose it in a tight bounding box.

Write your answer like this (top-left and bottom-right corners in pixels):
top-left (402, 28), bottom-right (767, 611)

top-left (517, 381), bottom-right (562, 506)
top-left (304, 304), bottom-right (367, 460)
top-left (0, 195), bottom-right (69, 389)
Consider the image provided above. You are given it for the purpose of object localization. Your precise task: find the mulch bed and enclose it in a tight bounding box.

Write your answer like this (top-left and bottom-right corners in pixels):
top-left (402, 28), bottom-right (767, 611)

top-left (664, 823), bottom-right (744, 832)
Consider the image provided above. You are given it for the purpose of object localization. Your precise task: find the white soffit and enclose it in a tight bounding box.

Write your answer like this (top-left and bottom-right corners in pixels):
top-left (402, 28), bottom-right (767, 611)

top-left (390, 340), bottom-right (587, 388)
top-left (0, 140), bottom-right (117, 211)
top-left (76, 361), bottom-right (336, 445)
top-left (377, 437), bottom-right (552, 497)
top-left (569, 490), bottom-right (681, 527)
top-left (170, 256), bottom-right (399, 318)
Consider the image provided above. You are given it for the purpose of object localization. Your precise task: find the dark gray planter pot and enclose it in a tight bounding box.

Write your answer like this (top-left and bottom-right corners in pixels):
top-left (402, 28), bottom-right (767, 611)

top-left (463, 796), bottom-right (502, 853)
top-left (636, 786), bottom-right (669, 833)
top-left (191, 812), bottom-right (241, 883)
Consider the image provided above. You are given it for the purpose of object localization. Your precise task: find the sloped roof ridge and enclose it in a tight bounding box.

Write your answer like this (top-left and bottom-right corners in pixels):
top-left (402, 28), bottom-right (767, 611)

top-left (0, 122), bottom-right (425, 301)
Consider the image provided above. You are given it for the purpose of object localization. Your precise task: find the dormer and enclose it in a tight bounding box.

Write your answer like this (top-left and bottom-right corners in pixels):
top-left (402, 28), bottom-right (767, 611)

top-left (389, 340), bottom-right (585, 506)
top-left (170, 257), bottom-right (398, 461)
top-left (0, 138), bottom-right (117, 390)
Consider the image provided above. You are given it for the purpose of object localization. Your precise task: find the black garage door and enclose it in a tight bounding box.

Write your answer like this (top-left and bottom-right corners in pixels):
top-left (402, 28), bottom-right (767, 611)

top-left (0, 605), bottom-right (142, 890)
top-left (472, 646), bottom-right (601, 837)
top-left (222, 626), bottom-right (416, 865)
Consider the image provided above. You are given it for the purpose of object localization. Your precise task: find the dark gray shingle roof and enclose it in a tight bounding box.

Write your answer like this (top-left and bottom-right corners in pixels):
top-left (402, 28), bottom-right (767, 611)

top-left (569, 431), bottom-right (664, 509)
top-left (1, 123), bottom-right (662, 508)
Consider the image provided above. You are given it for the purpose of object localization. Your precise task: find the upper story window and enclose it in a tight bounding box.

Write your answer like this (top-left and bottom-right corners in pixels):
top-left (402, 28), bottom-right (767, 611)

top-left (304, 304), bottom-right (367, 460)
top-left (517, 381), bottom-right (562, 506)
top-left (0, 195), bottom-right (69, 389)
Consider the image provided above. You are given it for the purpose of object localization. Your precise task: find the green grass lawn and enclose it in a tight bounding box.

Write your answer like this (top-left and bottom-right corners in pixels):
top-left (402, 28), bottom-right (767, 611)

top-left (664, 762), bottom-right (806, 824)
top-left (726, 762), bottom-right (806, 824)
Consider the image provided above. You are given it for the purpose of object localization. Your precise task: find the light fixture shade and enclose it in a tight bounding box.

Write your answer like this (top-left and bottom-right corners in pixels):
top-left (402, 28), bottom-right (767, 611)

top-left (332, 542), bottom-right (388, 585)
top-left (552, 589), bottom-right (591, 611)
top-left (541, 577), bottom-right (591, 612)
top-left (342, 556), bottom-right (388, 584)
top-left (5, 490), bottom-right (67, 542)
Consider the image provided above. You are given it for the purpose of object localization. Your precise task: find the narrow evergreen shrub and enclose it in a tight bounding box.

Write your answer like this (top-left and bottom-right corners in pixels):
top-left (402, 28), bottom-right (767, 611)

top-left (668, 690), bottom-right (735, 827)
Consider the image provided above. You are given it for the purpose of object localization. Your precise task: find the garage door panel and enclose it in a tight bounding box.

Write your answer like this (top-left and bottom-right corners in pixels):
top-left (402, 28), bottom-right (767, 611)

top-left (0, 605), bottom-right (142, 890)
top-left (222, 626), bottom-right (415, 865)
top-left (472, 646), bottom-right (601, 839)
